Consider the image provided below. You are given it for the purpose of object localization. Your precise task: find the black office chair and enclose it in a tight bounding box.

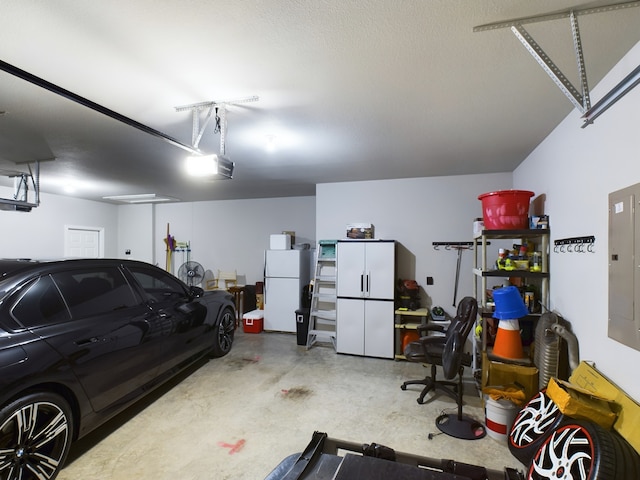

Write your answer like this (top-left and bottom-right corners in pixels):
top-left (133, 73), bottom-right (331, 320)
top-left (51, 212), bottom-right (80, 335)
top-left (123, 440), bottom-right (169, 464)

top-left (400, 297), bottom-right (477, 405)
top-left (401, 297), bottom-right (485, 440)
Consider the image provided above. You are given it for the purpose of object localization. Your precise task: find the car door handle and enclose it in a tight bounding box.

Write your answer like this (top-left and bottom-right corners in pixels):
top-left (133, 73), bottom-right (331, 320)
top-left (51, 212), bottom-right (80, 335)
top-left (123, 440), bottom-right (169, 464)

top-left (75, 337), bottom-right (100, 346)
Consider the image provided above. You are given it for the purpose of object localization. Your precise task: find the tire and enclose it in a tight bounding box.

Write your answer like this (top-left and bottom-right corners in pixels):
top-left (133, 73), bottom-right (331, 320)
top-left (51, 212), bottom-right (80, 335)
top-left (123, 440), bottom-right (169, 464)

top-left (0, 392), bottom-right (73, 480)
top-left (609, 429), bottom-right (640, 480)
top-left (509, 390), bottom-right (565, 466)
top-left (211, 307), bottom-right (235, 358)
top-left (527, 421), bottom-right (618, 480)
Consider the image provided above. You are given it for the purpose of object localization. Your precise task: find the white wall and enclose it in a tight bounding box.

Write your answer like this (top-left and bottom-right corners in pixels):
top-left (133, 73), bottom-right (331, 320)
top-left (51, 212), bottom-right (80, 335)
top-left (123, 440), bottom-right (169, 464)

top-left (149, 196), bottom-right (316, 285)
top-left (117, 203), bottom-right (154, 263)
top-left (514, 41), bottom-right (640, 399)
top-left (316, 173), bottom-right (513, 312)
top-left (0, 187), bottom-right (118, 258)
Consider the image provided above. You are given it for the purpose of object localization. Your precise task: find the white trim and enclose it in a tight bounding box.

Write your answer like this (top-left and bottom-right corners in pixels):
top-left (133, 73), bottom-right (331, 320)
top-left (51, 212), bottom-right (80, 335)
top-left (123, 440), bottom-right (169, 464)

top-left (64, 225), bottom-right (105, 258)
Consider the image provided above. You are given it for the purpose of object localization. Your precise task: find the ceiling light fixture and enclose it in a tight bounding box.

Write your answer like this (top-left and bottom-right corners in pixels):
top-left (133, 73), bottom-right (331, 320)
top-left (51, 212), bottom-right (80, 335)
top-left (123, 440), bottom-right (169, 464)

top-left (102, 193), bottom-right (178, 204)
top-left (185, 154), bottom-right (234, 178)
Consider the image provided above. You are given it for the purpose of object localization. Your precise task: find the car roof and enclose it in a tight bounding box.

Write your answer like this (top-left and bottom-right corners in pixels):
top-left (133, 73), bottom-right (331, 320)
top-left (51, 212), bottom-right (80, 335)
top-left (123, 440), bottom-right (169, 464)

top-left (0, 258), bottom-right (157, 279)
top-left (0, 259), bottom-right (46, 278)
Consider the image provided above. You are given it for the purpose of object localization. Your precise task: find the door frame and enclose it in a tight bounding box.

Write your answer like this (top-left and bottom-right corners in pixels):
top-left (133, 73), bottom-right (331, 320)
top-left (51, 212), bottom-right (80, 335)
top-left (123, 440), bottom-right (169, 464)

top-left (64, 225), bottom-right (105, 258)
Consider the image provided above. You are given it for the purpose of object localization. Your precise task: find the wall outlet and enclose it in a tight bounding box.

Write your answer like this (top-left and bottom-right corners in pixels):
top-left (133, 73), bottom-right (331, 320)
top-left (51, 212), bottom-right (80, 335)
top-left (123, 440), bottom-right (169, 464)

top-left (426, 276), bottom-right (434, 285)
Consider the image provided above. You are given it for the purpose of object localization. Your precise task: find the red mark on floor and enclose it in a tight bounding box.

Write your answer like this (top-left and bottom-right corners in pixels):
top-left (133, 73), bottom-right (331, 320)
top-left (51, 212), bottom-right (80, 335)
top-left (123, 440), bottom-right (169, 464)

top-left (281, 389), bottom-right (289, 395)
top-left (218, 439), bottom-right (246, 455)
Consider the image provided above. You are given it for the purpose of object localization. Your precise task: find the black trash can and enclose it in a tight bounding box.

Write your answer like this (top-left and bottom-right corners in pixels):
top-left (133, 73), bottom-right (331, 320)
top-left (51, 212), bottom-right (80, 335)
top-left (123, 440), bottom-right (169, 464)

top-left (295, 308), bottom-right (310, 346)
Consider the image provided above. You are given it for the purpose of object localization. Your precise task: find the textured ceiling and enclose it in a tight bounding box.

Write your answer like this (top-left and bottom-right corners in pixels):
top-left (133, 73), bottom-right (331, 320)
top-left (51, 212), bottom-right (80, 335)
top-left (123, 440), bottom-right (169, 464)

top-left (0, 1), bottom-right (639, 204)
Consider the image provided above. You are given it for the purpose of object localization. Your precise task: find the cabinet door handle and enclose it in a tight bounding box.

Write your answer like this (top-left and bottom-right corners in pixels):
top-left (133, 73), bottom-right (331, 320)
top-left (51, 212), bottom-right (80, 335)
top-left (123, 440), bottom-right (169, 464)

top-left (366, 273), bottom-right (370, 296)
top-left (360, 273), bottom-right (364, 294)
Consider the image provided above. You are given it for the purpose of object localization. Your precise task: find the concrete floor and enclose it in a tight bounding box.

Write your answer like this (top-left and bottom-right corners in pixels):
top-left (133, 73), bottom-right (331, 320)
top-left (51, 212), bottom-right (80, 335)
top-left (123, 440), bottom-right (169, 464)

top-left (58, 329), bottom-right (523, 479)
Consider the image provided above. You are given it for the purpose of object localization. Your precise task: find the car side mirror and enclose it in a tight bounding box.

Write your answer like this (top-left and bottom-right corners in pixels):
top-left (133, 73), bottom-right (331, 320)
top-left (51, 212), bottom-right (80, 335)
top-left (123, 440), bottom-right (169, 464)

top-left (189, 286), bottom-right (204, 299)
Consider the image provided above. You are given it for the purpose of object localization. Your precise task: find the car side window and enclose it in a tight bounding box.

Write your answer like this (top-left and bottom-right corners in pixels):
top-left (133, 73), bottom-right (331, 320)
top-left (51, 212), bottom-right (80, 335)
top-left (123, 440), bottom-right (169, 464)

top-left (128, 267), bottom-right (186, 303)
top-left (11, 275), bottom-right (71, 328)
top-left (52, 267), bottom-right (139, 319)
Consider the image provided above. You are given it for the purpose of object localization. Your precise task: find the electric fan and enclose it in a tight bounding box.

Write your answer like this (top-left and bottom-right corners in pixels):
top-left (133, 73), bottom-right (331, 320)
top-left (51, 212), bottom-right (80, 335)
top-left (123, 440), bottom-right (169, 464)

top-left (177, 261), bottom-right (205, 286)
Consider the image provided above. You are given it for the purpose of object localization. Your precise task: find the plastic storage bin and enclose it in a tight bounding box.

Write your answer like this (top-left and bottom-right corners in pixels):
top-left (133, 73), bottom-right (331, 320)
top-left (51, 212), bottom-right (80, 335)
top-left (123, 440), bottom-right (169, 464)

top-left (478, 190), bottom-right (534, 230)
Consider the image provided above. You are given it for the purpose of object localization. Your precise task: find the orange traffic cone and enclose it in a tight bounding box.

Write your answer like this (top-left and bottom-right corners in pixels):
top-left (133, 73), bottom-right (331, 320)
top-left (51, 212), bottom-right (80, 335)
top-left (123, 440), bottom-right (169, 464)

top-left (492, 286), bottom-right (528, 360)
top-left (493, 318), bottom-right (524, 359)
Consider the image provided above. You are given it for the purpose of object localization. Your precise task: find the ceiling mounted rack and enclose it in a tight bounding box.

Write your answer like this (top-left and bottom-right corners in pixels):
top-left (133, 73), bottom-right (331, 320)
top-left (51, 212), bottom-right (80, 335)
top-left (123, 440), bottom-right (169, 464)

top-left (0, 159), bottom-right (50, 212)
top-left (175, 96), bottom-right (259, 153)
top-left (474, 1), bottom-right (640, 126)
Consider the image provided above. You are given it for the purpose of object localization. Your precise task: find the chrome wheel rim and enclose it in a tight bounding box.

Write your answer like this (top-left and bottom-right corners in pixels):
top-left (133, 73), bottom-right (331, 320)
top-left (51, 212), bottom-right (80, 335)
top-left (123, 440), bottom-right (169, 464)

top-left (0, 401), bottom-right (70, 480)
top-left (217, 310), bottom-right (235, 353)
top-left (529, 425), bottom-right (593, 480)
top-left (510, 391), bottom-right (561, 448)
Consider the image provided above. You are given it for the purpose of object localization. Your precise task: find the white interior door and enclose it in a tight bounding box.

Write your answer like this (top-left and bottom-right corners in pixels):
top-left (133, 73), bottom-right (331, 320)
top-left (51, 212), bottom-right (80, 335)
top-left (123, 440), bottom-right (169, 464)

top-left (65, 226), bottom-right (105, 258)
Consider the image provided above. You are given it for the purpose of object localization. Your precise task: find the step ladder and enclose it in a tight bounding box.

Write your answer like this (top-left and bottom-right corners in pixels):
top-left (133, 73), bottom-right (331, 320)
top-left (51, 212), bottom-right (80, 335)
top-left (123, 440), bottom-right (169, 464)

top-left (307, 240), bottom-right (337, 350)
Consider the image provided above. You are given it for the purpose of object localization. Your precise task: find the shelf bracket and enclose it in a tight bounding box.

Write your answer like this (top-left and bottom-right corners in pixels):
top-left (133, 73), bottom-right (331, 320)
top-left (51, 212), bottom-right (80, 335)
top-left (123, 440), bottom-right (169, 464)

top-left (510, 12), bottom-right (589, 114)
top-left (474, 1), bottom-right (640, 120)
top-left (175, 96), bottom-right (259, 151)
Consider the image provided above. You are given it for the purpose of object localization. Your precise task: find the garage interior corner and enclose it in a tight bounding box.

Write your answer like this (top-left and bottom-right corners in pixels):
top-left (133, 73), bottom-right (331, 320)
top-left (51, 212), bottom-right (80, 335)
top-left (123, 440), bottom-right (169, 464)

top-left (57, 330), bottom-right (517, 479)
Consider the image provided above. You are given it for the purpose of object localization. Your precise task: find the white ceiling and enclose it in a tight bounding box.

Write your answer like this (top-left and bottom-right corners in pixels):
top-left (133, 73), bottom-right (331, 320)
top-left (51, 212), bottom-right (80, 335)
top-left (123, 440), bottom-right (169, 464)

top-left (0, 1), bottom-right (639, 204)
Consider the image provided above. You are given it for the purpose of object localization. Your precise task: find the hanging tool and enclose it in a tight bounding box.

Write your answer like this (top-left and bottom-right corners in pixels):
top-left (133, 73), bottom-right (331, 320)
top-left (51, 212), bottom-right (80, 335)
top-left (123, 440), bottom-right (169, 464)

top-left (432, 242), bottom-right (474, 307)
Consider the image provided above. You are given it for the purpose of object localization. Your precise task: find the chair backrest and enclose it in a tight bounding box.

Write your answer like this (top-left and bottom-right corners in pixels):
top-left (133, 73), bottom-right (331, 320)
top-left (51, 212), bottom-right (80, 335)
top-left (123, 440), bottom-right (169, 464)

top-left (445, 296), bottom-right (477, 342)
top-left (441, 297), bottom-right (477, 379)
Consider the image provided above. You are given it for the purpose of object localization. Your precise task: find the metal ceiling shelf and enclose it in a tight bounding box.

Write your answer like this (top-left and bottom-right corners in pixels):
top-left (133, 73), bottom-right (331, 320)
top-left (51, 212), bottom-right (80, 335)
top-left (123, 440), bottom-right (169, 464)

top-left (474, 1), bottom-right (640, 124)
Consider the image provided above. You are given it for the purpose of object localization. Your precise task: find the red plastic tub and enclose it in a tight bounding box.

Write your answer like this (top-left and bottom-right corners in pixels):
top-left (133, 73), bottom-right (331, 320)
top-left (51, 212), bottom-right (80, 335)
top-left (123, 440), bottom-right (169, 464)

top-left (478, 190), bottom-right (534, 230)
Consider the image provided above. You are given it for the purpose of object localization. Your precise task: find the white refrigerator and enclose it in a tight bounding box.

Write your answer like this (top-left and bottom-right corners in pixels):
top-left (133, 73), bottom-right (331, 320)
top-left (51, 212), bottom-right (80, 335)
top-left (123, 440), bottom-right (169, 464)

top-left (264, 249), bottom-right (311, 332)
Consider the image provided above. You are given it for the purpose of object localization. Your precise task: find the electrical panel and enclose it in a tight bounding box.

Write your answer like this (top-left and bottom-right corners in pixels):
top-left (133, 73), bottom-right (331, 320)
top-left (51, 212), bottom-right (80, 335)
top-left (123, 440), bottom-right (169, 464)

top-left (608, 183), bottom-right (640, 351)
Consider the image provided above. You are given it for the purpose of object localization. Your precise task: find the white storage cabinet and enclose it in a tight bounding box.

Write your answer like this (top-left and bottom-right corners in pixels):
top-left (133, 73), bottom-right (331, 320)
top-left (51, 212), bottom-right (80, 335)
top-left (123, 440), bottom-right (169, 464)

top-left (336, 240), bottom-right (396, 358)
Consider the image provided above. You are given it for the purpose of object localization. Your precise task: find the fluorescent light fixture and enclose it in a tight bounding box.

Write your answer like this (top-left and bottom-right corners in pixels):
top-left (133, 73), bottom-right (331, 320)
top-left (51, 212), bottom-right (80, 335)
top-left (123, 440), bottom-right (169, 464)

top-left (102, 193), bottom-right (178, 204)
top-left (185, 154), bottom-right (234, 179)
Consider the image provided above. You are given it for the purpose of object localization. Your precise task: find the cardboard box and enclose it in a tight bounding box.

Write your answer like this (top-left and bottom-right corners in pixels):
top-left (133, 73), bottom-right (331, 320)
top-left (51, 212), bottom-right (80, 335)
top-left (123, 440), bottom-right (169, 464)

top-left (346, 223), bottom-right (374, 239)
top-left (481, 353), bottom-right (539, 404)
top-left (546, 377), bottom-right (617, 430)
top-left (270, 234), bottom-right (291, 250)
top-left (242, 309), bottom-right (264, 334)
top-left (569, 361), bottom-right (640, 454)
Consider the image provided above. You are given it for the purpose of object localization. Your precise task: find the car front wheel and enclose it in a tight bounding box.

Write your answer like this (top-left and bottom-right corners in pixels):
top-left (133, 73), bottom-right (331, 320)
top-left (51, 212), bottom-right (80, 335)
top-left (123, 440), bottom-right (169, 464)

top-left (0, 392), bottom-right (73, 480)
top-left (211, 307), bottom-right (235, 358)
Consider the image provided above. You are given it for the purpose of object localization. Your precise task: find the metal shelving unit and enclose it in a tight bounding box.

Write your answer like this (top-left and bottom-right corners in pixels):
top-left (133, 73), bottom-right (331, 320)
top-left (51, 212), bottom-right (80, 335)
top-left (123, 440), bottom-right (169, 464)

top-left (472, 229), bottom-right (550, 374)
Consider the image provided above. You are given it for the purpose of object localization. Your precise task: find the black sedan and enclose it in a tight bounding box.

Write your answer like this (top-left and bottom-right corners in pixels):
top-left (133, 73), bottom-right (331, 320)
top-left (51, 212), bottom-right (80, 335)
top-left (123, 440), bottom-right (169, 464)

top-left (0, 258), bottom-right (236, 480)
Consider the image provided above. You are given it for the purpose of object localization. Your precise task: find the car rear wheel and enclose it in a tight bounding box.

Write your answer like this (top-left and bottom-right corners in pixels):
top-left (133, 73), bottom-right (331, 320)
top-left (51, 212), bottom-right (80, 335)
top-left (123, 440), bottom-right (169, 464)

top-left (211, 307), bottom-right (235, 357)
top-left (0, 392), bottom-right (73, 480)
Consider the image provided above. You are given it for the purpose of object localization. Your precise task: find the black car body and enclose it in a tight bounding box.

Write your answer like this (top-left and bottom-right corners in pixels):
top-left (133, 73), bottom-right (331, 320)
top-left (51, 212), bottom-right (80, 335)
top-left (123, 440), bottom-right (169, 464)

top-left (0, 258), bottom-right (236, 480)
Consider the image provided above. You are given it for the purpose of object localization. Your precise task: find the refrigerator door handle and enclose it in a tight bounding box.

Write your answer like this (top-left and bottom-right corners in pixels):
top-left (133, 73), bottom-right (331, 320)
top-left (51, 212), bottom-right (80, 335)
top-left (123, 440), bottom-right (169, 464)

top-left (360, 273), bottom-right (364, 296)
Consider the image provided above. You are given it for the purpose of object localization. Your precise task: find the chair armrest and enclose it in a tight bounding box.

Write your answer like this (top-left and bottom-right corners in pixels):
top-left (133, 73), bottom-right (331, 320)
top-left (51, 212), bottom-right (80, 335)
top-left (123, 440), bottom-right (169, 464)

top-left (415, 334), bottom-right (447, 362)
top-left (416, 323), bottom-right (446, 337)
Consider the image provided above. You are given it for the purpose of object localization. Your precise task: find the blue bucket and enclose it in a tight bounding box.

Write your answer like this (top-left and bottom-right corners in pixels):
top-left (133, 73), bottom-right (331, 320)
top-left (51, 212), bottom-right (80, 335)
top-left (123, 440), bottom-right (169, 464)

top-left (493, 286), bottom-right (528, 319)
